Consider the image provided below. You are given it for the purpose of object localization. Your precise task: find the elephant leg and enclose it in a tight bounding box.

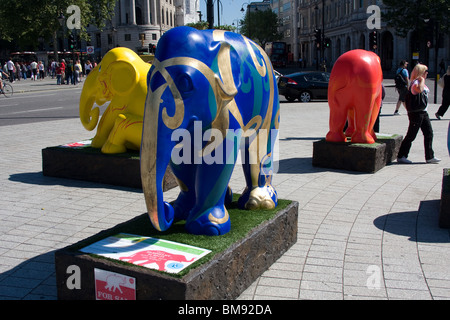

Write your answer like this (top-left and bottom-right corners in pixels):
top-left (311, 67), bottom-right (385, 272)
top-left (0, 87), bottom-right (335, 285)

top-left (169, 162), bottom-right (197, 221)
top-left (90, 105), bottom-right (119, 149)
top-left (351, 92), bottom-right (380, 144)
top-left (184, 130), bottom-right (240, 236)
top-left (368, 94), bottom-right (382, 141)
top-left (238, 128), bottom-right (278, 210)
top-left (184, 161), bottom-right (235, 235)
top-left (326, 91), bottom-right (348, 142)
top-left (101, 113), bottom-right (143, 154)
top-left (344, 109), bottom-right (355, 138)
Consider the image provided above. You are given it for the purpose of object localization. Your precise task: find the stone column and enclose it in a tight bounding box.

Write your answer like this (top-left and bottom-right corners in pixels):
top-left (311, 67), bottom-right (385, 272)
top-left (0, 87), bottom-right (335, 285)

top-left (130, 0), bottom-right (136, 25)
top-left (152, 0), bottom-right (158, 25)
top-left (120, 0), bottom-right (127, 25)
top-left (143, 0), bottom-right (150, 25)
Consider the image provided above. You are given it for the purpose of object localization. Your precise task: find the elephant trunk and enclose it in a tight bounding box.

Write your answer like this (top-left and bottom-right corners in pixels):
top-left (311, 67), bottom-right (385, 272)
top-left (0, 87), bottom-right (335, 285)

top-left (79, 67), bottom-right (100, 131)
top-left (140, 87), bottom-right (175, 232)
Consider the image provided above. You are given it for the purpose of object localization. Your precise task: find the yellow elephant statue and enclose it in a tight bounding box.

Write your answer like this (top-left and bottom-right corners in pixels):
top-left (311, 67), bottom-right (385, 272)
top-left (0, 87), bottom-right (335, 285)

top-left (79, 47), bottom-right (151, 154)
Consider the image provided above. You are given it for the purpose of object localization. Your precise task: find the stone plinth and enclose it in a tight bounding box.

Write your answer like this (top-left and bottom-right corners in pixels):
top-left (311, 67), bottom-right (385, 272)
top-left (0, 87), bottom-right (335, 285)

top-left (42, 145), bottom-right (176, 191)
top-left (55, 201), bottom-right (298, 300)
top-left (439, 169), bottom-right (450, 229)
top-left (312, 134), bottom-right (403, 173)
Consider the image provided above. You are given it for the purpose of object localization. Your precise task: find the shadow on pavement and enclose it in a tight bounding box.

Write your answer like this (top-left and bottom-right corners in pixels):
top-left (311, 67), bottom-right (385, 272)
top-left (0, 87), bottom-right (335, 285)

top-left (0, 250), bottom-right (57, 300)
top-left (373, 199), bottom-right (450, 243)
top-left (9, 171), bottom-right (142, 193)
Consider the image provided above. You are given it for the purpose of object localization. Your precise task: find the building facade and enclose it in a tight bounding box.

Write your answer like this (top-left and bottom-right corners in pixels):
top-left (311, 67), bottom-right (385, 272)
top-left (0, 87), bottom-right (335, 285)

top-left (272, 0), bottom-right (450, 73)
top-left (86, 0), bottom-right (199, 59)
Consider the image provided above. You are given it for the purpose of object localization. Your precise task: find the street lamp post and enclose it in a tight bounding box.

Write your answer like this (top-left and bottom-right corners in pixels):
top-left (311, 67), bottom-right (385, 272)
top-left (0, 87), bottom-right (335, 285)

top-left (433, 20), bottom-right (440, 104)
top-left (314, 0), bottom-right (325, 71)
top-left (207, 0), bottom-right (214, 28)
top-left (217, 0), bottom-right (221, 28)
top-left (321, 0), bottom-right (325, 71)
top-left (232, 19), bottom-right (241, 34)
top-left (425, 16), bottom-right (441, 104)
top-left (56, 12), bottom-right (65, 63)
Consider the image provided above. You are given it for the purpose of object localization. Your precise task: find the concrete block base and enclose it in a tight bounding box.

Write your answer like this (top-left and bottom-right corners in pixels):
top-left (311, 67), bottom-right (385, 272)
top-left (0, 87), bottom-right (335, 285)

top-left (439, 169), bottom-right (450, 229)
top-left (55, 201), bottom-right (299, 300)
top-left (312, 134), bottom-right (403, 173)
top-left (42, 144), bottom-right (176, 191)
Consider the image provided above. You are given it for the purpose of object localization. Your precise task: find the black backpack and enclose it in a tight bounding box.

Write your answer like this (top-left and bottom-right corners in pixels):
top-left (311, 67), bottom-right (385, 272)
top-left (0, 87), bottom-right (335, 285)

top-left (405, 88), bottom-right (427, 113)
top-left (395, 71), bottom-right (407, 89)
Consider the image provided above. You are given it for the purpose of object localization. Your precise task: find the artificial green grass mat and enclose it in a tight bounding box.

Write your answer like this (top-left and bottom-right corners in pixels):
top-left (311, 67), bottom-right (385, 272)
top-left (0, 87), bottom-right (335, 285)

top-left (70, 194), bottom-right (292, 278)
top-left (319, 134), bottom-right (401, 148)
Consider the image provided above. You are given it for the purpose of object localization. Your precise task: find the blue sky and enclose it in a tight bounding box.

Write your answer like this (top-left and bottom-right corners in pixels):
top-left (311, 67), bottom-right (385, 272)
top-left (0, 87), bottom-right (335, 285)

top-left (199, 0), bottom-right (249, 28)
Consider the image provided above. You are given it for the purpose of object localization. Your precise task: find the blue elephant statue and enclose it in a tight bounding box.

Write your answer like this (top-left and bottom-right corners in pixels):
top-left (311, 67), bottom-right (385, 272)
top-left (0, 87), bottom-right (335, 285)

top-left (140, 26), bottom-right (280, 236)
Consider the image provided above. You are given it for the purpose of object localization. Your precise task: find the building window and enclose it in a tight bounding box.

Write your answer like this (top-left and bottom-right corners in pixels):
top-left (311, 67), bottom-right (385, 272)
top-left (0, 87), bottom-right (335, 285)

top-left (136, 7), bottom-right (143, 25)
top-left (125, 34), bottom-right (131, 41)
top-left (96, 33), bottom-right (101, 48)
top-left (152, 33), bottom-right (157, 40)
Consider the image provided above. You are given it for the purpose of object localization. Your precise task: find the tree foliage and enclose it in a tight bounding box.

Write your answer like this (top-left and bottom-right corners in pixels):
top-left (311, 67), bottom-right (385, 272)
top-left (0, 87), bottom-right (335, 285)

top-left (240, 9), bottom-right (282, 47)
top-left (186, 21), bottom-right (236, 32)
top-left (186, 21), bottom-right (211, 30)
top-left (0, 0), bottom-right (116, 49)
top-left (382, 0), bottom-right (450, 37)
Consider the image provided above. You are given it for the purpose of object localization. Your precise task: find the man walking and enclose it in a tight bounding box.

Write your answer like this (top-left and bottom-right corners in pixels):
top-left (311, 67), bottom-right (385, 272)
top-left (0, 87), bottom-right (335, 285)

top-left (394, 60), bottom-right (409, 115)
top-left (6, 58), bottom-right (15, 82)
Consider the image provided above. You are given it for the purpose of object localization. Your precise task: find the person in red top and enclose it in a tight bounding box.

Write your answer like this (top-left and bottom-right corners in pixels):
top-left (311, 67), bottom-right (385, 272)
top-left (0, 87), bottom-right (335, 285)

top-left (60, 59), bottom-right (66, 85)
top-left (56, 63), bottom-right (62, 85)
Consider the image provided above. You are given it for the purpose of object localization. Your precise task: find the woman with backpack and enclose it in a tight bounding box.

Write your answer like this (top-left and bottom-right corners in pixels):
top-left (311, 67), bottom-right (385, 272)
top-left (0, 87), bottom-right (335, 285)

top-left (397, 63), bottom-right (441, 164)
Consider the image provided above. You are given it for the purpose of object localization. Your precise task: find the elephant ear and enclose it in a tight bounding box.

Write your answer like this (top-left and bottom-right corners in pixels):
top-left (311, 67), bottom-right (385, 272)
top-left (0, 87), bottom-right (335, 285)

top-left (109, 60), bottom-right (139, 96)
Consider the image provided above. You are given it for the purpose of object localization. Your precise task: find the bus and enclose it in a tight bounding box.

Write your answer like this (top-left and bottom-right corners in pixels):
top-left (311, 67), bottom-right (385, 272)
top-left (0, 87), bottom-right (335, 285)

top-left (265, 42), bottom-right (287, 68)
top-left (10, 51), bottom-right (38, 64)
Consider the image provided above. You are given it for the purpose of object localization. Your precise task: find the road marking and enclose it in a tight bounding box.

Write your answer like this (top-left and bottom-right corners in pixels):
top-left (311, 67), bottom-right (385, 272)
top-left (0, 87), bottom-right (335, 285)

top-left (9, 107), bottom-right (64, 114)
top-left (1, 93), bottom-right (57, 101)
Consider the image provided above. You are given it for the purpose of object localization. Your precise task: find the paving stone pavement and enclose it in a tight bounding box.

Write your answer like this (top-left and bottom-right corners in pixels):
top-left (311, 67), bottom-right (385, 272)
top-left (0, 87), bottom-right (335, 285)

top-left (0, 81), bottom-right (449, 300)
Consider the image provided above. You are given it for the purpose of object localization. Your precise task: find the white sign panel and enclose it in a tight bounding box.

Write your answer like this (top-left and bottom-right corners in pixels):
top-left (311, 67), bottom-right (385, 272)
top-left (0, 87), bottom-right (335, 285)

top-left (81, 233), bottom-right (211, 274)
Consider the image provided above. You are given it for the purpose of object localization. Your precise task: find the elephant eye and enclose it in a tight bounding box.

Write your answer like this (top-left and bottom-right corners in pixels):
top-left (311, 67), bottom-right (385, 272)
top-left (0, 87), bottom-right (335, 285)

top-left (177, 74), bottom-right (194, 94)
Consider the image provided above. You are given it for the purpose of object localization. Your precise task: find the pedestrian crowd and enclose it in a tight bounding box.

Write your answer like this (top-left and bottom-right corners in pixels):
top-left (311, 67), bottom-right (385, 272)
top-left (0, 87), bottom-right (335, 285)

top-left (0, 57), bottom-right (97, 86)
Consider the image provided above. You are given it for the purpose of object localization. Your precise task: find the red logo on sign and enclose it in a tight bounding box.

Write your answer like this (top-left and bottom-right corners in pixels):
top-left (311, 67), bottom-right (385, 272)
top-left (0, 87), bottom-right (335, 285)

top-left (119, 250), bottom-right (194, 271)
top-left (94, 269), bottom-right (136, 300)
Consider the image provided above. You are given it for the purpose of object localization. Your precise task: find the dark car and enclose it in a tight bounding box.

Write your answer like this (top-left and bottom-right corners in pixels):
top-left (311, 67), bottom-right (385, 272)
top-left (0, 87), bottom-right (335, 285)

top-left (278, 71), bottom-right (330, 102)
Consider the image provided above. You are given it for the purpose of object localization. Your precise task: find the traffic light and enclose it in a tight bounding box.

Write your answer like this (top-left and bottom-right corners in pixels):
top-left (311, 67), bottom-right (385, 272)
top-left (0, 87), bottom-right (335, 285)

top-left (69, 33), bottom-right (75, 50)
top-left (369, 31), bottom-right (377, 50)
top-left (314, 29), bottom-right (322, 48)
top-left (425, 20), bottom-right (434, 48)
top-left (324, 38), bottom-right (331, 48)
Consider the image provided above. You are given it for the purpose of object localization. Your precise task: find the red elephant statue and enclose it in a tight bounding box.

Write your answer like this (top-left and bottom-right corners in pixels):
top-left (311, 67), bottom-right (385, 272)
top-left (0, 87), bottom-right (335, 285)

top-left (326, 49), bottom-right (383, 144)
